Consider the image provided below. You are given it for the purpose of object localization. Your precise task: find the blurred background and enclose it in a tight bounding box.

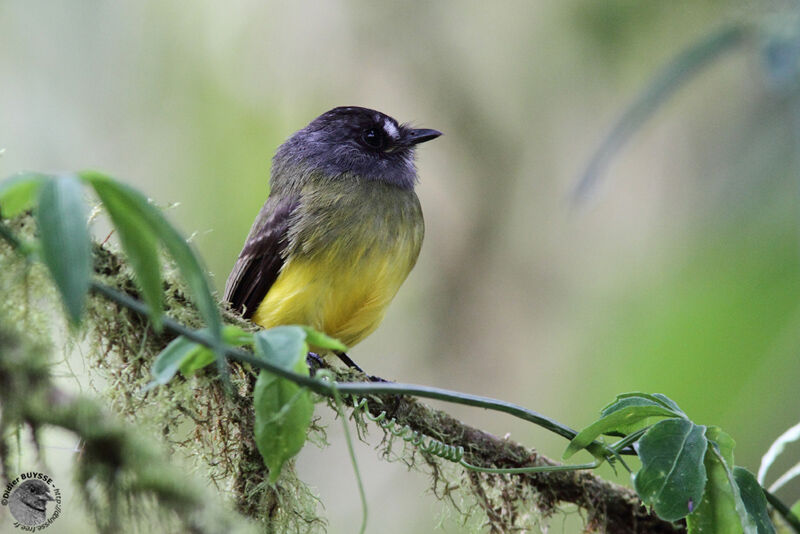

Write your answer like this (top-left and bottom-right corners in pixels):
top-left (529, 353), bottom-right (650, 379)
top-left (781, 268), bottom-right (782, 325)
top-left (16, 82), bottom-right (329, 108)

top-left (2, 1), bottom-right (800, 532)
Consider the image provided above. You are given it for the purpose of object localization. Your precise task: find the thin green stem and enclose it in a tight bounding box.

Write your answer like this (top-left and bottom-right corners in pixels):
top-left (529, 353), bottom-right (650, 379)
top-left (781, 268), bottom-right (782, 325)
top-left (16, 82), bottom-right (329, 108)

top-left (335, 382), bottom-right (581, 443)
top-left (88, 281), bottom-right (325, 390)
top-left (607, 427), bottom-right (649, 473)
top-left (89, 281), bottom-right (595, 449)
top-left (2, 219), bottom-right (592, 448)
top-left (765, 489), bottom-right (800, 533)
top-left (459, 458), bottom-right (600, 475)
top-left (322, 372), bottom-right (368, 534)
top-left (611, 428), bottom-right (648, 452)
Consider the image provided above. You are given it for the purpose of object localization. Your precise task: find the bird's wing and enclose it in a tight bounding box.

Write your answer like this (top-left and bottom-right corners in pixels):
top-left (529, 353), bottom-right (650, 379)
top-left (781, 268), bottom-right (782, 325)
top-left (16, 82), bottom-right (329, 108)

top-left (224, 193), bottom-right (299, 318)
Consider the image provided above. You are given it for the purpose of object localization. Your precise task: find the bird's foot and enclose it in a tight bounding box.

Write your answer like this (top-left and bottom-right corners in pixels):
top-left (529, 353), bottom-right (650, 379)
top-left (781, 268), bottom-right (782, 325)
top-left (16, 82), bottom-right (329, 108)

top-left (306, 352), bottom-right (325, 376)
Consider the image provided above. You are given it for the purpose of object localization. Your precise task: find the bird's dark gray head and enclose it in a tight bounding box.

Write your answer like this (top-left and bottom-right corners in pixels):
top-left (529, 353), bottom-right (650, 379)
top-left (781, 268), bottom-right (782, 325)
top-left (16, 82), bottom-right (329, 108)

top-left (272, 106), bottom-right (442, 190)
top-left (8, 479), bottom-right (54, 526)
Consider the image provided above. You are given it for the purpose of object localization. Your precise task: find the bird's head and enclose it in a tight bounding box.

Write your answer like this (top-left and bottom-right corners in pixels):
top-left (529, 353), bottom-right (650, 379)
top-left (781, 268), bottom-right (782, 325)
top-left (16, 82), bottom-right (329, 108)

top-left (272, 106), bottom-right (442, 190)
top-left (14, 480), bottom-right (54, 511)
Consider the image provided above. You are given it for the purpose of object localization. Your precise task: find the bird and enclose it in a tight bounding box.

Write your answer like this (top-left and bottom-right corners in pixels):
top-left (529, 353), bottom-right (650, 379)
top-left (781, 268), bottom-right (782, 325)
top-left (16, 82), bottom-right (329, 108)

top-left (7, 479), bottom-right (54, 526)
top-left (224, 106), bottom-right (441, 363)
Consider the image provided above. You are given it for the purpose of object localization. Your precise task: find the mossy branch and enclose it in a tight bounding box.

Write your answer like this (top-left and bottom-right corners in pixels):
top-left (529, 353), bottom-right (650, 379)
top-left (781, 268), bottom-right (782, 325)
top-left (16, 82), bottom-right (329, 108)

top-left (0, 214), bottom-right (678, 533)
top-left (0, 308), bottom-right (254, 534)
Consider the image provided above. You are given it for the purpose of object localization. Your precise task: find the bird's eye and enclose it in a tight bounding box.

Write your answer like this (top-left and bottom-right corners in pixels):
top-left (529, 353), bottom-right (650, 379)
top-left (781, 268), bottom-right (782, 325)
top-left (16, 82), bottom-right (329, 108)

top-left (361, 128), bottom-right (385, 150)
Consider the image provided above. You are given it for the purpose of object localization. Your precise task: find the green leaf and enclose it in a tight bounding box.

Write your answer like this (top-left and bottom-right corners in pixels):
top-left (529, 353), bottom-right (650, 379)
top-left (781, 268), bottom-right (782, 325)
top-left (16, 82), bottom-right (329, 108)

top-left (601, 395), bottom-right (686, 435)
top-left (178, 347), bottom-right (216, 376)
top-left (254, 326), bottom-right (309, 370)
top-left (687, 427), bottom-right (747, 533)
top-left (634, 419), bottom-right (708, 522)
top-left (223, 325), bottom-right (254, 345)
top-left (180, 326), bottom-right (253, 375)
top-left (711, 433), bottom-right (758, 534)
top-left (89, 176), bottom-right (163, 329)
top-left (708, 426), bottom-right (736, 467)
top-left (564, 402), bottom-right (680, 459)
top-left (573, 24), bottom-right (748, 201)
top-left (0, 172), bottom-right (48, 218)
top-left (734, 467), bottom-right (776, 534)
top-left (148, 326), bottom-right (254, 386)
top-left (650, 393), bottom-right (686, 416)
top-left (301, 325), bottom-right (347, 352)
top-left (81, 172), bottom-right (223, 364)
top-left (602, 392), bottom-right (686, 418)
top-left (36, 174), bottom-right (90, 324)
top-left (253, 326), bottom-right (313, 483)
top-left (148, 335), bottom-right (206, 389)
top-left (253, 371), bottom-right (313, 484)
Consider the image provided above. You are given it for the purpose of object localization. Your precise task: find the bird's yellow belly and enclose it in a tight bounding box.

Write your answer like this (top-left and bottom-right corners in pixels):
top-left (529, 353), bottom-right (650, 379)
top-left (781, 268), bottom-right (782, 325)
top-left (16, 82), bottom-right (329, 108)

top-left (252, 243), bottom-right (417, 348)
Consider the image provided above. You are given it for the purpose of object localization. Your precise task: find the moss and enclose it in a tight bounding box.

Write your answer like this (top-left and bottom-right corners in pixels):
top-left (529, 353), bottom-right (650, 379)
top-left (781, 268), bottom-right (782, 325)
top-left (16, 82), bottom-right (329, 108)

top-left (83, 237), bottom-right (325, 533)
top-left (0, 213), bottom-right (678, 534)
top-left (338, 390), bottom-right (548, 533)
top-left (0, 212), bottom-right (552, 532)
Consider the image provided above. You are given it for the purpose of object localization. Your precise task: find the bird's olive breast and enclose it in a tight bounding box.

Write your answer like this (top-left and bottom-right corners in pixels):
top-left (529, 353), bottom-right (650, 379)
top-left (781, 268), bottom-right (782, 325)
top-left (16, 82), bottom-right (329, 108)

top-left (286, 175), bottom-right (424, 262)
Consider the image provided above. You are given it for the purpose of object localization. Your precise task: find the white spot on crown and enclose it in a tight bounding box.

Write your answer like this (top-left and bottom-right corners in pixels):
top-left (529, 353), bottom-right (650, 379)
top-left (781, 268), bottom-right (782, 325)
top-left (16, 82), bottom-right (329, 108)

top-left (383, 119), bottom-right (400, 140)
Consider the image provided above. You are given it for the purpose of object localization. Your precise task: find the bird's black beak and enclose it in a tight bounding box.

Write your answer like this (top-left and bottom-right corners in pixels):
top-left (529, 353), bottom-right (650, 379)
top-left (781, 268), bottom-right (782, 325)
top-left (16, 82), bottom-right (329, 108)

top-left (402, 128), bottom-right (443, 146)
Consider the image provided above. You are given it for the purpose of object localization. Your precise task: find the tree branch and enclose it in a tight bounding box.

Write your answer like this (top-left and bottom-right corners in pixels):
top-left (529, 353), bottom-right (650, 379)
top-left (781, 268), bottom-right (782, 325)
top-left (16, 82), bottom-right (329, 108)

top-left (85, 235), bottom-right (678, 533)
top-left (0, 312), bottom-right (252, 534)
top-left (0, 214), bottom-right (678, 532)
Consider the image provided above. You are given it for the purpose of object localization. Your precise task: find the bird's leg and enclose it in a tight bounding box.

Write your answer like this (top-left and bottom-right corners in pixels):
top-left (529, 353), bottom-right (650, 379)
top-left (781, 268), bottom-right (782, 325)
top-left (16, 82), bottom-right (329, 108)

top-left (307, 350), bottom-right (389, 382)
top-left (334, 351), bottom-right (364, 373)
top-left (334, 351), bottom-right (388, 382)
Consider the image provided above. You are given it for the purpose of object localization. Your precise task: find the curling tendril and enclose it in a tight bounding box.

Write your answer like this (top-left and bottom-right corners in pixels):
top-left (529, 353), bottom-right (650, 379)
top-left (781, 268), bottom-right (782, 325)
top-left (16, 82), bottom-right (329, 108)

top-left (347, 394), bottom-right (605, 475)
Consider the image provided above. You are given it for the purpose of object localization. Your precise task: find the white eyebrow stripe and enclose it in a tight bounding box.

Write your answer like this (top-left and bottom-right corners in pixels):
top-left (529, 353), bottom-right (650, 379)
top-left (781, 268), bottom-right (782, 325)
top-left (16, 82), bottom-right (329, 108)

top-left (383, 119), bottom-right (400, 140)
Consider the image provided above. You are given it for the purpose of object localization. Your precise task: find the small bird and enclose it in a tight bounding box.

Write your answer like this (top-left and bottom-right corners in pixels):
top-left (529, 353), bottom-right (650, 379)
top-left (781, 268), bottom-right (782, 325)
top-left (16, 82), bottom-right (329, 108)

top-left (7, 479), bottom-right (54, 526)
top-left (224, 106), bottom-right (441, 358)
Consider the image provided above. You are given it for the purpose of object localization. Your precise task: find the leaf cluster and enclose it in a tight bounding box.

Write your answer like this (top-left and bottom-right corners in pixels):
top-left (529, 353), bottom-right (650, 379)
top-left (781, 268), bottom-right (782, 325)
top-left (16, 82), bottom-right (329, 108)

top-left (566, 393), bottom-right (774, 533)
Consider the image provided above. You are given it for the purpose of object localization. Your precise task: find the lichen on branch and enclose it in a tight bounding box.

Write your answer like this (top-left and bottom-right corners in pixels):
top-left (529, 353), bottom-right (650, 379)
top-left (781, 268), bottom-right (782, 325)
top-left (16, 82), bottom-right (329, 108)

top-left (0, 213), bottom-right (678, 533)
